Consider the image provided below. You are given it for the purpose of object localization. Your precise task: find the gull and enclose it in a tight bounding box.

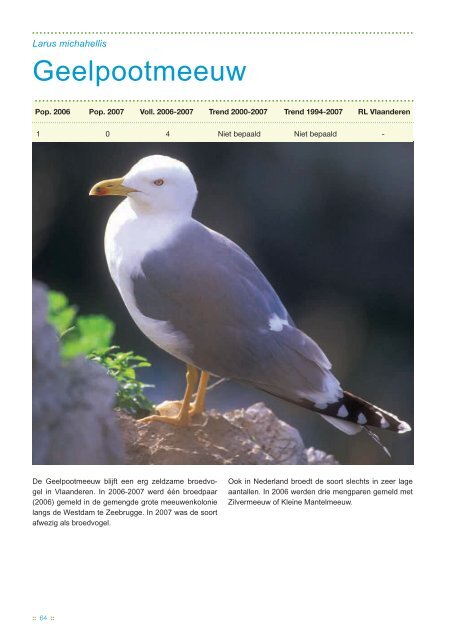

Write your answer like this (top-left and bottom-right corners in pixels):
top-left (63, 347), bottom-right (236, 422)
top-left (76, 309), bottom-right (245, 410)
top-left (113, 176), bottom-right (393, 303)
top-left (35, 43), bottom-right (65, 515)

top-left (90, 155), bottom-right (411, 447)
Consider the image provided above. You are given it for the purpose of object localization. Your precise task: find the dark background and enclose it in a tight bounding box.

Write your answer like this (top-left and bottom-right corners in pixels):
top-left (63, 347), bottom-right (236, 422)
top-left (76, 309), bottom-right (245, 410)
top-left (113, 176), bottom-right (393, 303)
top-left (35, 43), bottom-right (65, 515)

top-left (33, 142), bottom-right (414, 464)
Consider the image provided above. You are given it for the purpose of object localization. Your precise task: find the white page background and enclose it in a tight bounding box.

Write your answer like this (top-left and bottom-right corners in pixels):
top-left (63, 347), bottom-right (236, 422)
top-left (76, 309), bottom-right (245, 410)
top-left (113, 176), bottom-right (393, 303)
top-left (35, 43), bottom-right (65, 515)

top-left (2, 3), bottom-right (450, 639)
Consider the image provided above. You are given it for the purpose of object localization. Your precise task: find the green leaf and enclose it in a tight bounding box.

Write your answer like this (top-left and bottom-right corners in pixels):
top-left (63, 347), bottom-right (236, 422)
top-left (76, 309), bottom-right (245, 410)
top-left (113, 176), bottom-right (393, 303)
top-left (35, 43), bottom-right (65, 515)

top-left (47, 290), bottom-right (77, 335)
top-left (61, 315), bottom-right (115, 359)
top-left (87, 344), bottom-right (155, 416)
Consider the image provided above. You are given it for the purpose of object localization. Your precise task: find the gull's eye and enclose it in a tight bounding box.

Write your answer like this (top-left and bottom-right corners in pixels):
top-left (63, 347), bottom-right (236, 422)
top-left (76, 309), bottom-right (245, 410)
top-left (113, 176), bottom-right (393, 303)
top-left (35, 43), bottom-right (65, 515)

top-left (153, 179), bottom-right (164, 186)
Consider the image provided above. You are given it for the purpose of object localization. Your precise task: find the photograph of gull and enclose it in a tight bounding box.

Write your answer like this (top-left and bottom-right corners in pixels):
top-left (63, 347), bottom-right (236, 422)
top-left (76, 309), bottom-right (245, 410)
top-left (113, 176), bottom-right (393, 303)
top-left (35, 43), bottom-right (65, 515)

top-left (89, 155), bottom-right (411, 452)
top-left (33, 142), bottom-right (413, 464)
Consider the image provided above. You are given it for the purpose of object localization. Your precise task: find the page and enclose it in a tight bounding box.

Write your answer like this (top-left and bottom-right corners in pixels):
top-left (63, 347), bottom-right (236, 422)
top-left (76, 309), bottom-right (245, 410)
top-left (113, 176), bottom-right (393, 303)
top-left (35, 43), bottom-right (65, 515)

top-left (6, 7), bottom-right (446, 639)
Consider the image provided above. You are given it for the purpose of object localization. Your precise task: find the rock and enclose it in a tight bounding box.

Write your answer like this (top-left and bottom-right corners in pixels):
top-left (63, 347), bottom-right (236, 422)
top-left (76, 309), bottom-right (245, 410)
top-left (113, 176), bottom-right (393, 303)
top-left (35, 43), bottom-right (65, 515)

top-left (117, 402), bottom-right (338, 465)
top-left (32, 281), bottom-right (124, 464)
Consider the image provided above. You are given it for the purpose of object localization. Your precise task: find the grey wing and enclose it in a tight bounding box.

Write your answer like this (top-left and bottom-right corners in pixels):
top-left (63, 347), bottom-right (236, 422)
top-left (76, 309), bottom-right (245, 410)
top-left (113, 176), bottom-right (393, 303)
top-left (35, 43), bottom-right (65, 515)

top-left (132, 221), bottom-right (341, 405)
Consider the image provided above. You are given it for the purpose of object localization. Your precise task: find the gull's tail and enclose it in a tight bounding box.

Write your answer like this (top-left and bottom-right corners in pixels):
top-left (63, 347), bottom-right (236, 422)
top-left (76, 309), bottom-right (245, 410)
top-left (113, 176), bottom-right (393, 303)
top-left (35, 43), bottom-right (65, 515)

top-left (311, 391), bottom-right (411, 435)
top-left (302, 391), bottom-right (411, 457)
top-left (253, 383), bottom-right (412, 457)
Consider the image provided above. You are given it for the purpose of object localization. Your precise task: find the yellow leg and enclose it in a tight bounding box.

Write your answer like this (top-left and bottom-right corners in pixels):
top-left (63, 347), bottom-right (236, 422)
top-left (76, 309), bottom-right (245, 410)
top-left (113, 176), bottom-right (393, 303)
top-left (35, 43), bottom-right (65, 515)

top-left (138, 364), bottom-right (199, 427)
top-left (190, 370), bottom-right (210, 416)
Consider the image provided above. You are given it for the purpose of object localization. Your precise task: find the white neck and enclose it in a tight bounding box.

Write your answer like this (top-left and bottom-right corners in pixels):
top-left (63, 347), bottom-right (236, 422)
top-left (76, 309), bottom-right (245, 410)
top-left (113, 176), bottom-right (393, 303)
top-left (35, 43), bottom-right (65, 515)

top-left (105, 200), bottom-right (190, 279)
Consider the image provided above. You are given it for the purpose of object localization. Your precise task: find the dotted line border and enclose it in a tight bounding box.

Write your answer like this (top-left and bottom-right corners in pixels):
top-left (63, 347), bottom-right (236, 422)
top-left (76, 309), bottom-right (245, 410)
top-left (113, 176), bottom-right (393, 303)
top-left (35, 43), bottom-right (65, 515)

top-left (32, 121), bottom-right (413, 125)
top-left (33, 99), bottom-right (414, 103)
top-left (32, 31), bottom-right (414, 36)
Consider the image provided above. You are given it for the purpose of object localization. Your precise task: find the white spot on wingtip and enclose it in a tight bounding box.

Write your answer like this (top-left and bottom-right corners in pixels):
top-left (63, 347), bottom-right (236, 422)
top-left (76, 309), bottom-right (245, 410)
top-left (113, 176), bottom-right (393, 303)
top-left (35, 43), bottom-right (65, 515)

top-left (268, 313), bottom-right (290, 332)
top-left (398, 421), bottom-right (412, 433)
top-left (337, 405), bottom-right (349, 418)
top-left (357, 412), bottom-right (367, 425)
